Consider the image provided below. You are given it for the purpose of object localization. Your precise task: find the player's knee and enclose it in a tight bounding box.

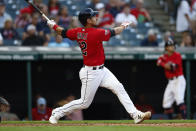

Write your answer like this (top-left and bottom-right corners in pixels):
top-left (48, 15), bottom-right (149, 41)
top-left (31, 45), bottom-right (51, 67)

top-left (176, 99), bottom-right (184, 106)
top-left (81, 103), bottom-right (90, 109)
top-left (162, 102), bottom-right (171, 109)
top-left (80, 101), bottom-right (91, 109)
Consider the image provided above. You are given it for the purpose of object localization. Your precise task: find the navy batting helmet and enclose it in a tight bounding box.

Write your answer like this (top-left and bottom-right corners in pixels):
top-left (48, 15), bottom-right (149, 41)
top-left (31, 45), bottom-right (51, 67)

top-left (164, 38), bottom-right (175, 48)
top-left (78, 8), bottom-right (98, 26)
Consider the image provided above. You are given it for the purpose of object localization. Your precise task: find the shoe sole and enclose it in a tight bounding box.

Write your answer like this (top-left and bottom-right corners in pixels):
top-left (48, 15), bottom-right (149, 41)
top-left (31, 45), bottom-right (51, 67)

top-left (49, 120), bottom-right (57, 124)
top-left (135, 111), bottom-right (151, 124)
top-left (49, 117), bottom-right (58, 124)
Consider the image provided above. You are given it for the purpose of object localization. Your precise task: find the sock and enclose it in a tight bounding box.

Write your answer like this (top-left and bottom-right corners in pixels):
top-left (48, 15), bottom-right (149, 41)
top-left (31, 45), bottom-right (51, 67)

top-left (178, 103), bottom-right (187, 119)
top-left (164, 108), bottom-right (174, 119)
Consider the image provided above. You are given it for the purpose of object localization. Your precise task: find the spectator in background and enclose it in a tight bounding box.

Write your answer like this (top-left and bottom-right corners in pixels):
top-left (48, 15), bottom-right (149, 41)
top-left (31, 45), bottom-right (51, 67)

top-left (191, 0), bottom-right (196, 44)
top-left (1, 19), bottom-right (19, 40)
top-left (56, 6), bottom-right (71, 29)
top-left (163, 0), bottom-right (179, 24)
top-left (20, 0), bottom-right (44, 15)
top-left (176, 0), bottom-right (192, 46)
top-left (129, 0), bottom-right (137, 8)
top-left (0, 33), bottom-right (3, 45)
top-left (48, 35), bottom-right (70, 47)
top-left (106, 0), bottom-right (124, 17)
top-left (115, 4), bottom-right (137, 26)
top-left (32, 97), bottom-right (52, 121)
top-left (89, 0), bottom-right (100, 10)
top-left (180, 34), bottom-right (195, 46)
top-left (141, 29), bottom-right (158, 46)
top-left (22, 24), bottom-right (46, 46)
top-left (56, 95), bottom-right (83, 120)
top-left (96, 3), bottom-right (115, 28)
top-left (69, 16), bottom-right (80, 29)
top-left (0, 0), bottom-right (11, 28)
top-left (159, 31), bottom-right (174, 47)
top-left (23, 13), bottom-right (40, 40)
top-left (48, 0), bottom-right (61, 18)
top-left (0, 97), bottom-right (19, 121)
top-left (14, 8), bottom-right (31, 28)
top-left (37, 4), bottom-right (51, 43)
top-left (130, 0), bottom-right (151, 23)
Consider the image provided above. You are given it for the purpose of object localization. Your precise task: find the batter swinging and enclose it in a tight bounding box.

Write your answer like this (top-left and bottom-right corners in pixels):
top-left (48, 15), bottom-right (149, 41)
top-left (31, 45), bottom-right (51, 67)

top-left (47, 8), bottom-right (151, 124)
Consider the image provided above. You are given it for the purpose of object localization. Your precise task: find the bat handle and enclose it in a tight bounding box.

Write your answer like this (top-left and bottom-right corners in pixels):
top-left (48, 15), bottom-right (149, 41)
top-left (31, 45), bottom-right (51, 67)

top-left (42, 14), bottom-right (50, 21)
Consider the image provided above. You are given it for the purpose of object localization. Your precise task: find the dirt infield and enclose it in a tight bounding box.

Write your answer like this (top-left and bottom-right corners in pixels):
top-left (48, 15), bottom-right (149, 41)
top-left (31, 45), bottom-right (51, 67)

top-left (1, 123), bottom-right (196, 128)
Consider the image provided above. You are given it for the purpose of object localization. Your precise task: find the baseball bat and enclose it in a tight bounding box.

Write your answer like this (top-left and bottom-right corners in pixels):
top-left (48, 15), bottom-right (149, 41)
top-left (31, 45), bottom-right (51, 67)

top-left (24, 0), bottom-right (50, 21)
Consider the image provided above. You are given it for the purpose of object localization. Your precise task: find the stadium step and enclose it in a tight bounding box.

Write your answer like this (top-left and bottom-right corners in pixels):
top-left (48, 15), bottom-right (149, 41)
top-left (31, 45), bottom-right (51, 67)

top-left (144, 0), bottom-right (182, 44)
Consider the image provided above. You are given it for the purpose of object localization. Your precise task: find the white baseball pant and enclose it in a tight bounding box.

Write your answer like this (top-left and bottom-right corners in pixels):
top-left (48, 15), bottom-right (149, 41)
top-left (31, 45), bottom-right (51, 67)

top-left (54, 65), bottom-right (138, 119)
top-left (162, 75), bottom-right (186, 108)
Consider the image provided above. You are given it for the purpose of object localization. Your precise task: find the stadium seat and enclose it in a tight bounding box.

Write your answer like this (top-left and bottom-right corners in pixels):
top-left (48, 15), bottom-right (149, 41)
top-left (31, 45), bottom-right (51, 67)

top-left (127, 40), bottom-right (141, 46)
top-left (122, 31), bottom-right (137, 41)
top-left (3, 40), bottom-right (15, 46)
top-left (16, 28), bottom-right (24, 39)
top-left (109, 35), bottom-right (130, 46)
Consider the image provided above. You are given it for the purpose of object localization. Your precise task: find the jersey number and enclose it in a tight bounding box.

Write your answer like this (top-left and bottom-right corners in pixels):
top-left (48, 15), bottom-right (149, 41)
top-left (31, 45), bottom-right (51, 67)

top-left (79, 41), bottom-right (87, 56)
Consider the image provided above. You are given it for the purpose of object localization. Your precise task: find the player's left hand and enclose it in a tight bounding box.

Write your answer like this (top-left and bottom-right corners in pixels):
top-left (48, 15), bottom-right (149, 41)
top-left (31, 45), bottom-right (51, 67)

top-left (47, 20), bottom-right (56, 29)
top-left (168, 62), bottom-right (177, 71)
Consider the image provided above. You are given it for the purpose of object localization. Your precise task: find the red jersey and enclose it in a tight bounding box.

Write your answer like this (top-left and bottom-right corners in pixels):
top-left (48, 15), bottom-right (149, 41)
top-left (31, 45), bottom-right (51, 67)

top-left (157, 52), bottom-right (183, 79)
top-left (32, 107), bottom-right (52, 120)
top-left (130, 8), bottom-right (147, 22)
top-left (98, 13), bottom-right (114, 27)
top-left (63, 27), bottom-right (112, 66)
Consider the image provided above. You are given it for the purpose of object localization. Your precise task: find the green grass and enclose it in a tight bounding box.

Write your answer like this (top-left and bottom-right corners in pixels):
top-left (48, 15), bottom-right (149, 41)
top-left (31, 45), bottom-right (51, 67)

top-left (0, 120), bottom-right (196, 131)
top-left (0, 126), bottom-right (196, 131)
top-left (2, 120), bottom-right (196, 124)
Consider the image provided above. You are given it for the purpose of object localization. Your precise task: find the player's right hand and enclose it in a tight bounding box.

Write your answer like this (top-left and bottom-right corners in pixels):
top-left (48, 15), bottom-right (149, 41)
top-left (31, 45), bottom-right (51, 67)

top-left (47, 20), bottom-right (56, 29)
top-left (164, 63), bottom-right (172, 70)
top-left (121, 21), bottom-right (136, 29)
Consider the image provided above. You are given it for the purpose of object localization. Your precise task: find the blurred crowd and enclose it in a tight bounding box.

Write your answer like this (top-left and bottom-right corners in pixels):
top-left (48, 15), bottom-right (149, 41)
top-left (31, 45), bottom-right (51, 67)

top-left (0, 0), bottom-right (195, 47)
top-left (31, 95), bottom-right (83, 121)
top-left (159, 0), bottom-right (196, 46)
top-left (0, 95), bottom-right (83, 121)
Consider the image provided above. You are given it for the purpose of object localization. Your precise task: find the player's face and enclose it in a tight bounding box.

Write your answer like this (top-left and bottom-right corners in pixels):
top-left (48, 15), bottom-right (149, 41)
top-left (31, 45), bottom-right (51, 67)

top-left (166, 45), bottom-right (175, 53)
top-left (88, 16), bottom-right (98, 26)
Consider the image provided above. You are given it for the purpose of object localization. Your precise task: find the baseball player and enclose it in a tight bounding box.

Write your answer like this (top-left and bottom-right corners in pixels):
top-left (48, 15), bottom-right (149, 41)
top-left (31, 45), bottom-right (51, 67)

top-left (157, 39), bottom-right (186, 119)
top-left (47, 8), bottom-right (151, 124)
top-left (0, 97), bottom-right (10, 122)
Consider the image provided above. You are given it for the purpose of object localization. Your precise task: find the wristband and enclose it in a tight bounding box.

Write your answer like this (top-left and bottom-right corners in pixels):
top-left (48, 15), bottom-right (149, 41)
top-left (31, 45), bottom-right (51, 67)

top-left (53, 24), bottom-right (59, 31)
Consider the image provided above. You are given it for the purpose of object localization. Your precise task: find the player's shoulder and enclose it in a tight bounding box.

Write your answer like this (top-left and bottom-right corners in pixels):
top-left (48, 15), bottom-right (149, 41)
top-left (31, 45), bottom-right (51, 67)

top-left (174, 51), bottom-right (182, 56)
top-left (69, 27), bottom-right (82, 31)
top-left (159, 54), bottom-right (166, 58)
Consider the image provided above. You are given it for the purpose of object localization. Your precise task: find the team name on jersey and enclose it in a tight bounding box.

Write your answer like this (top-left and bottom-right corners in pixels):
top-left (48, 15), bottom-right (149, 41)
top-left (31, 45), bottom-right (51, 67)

top-left (77, 32), bottom-right (88, 40)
